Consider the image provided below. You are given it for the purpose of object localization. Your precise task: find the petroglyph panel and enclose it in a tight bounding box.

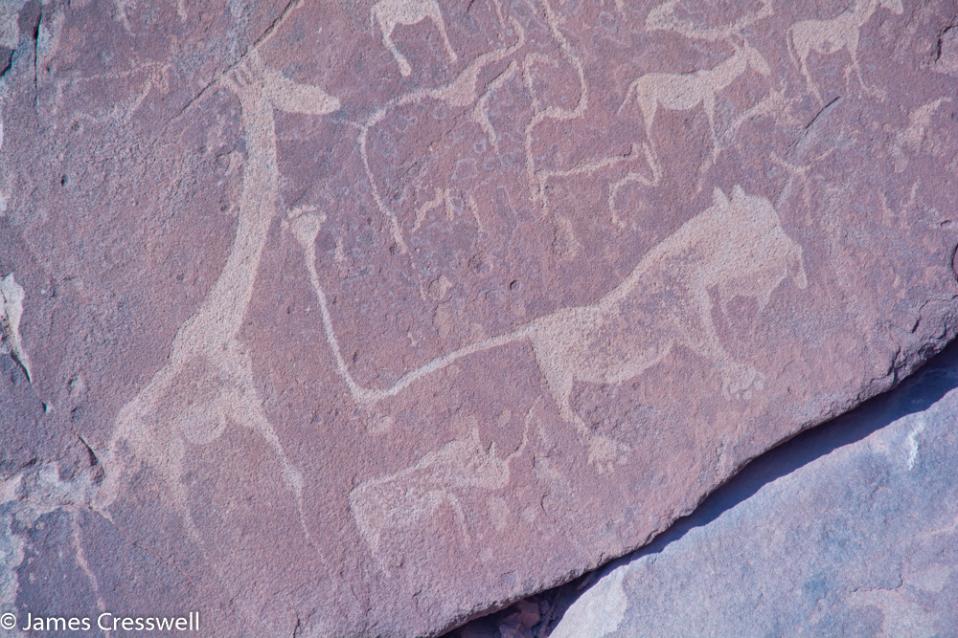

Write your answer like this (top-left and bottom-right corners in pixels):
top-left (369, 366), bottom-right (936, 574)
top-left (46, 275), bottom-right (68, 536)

top-left (1, 0), bottom-right (957, 636)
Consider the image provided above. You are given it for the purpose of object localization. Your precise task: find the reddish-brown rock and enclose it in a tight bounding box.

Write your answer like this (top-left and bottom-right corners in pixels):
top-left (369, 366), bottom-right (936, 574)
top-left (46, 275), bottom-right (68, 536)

top-left (1, 1), bottom-right (957, 636)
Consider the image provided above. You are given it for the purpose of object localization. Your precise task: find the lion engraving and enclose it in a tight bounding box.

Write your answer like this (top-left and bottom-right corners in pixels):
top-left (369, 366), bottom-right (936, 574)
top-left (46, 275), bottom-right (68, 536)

top-left (299, 186), bottom-right (807, 473)
top-left (345, 186), bottom-right (807, 561)
top-left (522, 186), bottom-right (807, 470)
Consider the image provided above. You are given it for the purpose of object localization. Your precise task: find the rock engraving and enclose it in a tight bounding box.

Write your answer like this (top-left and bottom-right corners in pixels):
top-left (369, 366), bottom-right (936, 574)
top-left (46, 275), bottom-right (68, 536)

top-left (98, 51), bottom-right (340, 556)
top-left (619, 39), bottom-right (771, 161)
top-left (372, 0), bottom-right (458, 77)
top-left (295, 186), bottom-right (807, 472)
top-left (787, 0), bottom-right (905, 101)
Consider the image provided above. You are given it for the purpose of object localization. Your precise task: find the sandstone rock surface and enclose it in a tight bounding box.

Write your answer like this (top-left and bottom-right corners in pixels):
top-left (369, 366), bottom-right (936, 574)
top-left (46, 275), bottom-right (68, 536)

top-left (539, 343), bottom-right (958, 638)
top-left (1, 1), bottom-right (957, 637)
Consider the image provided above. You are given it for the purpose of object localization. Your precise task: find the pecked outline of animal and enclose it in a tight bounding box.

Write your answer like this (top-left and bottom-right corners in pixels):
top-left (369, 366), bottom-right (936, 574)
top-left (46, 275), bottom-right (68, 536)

top-left (786, 0), bottom-right (905, 103)
top-left (357, 12), bottom-right (526, 253)
top-left (348, 415), bottom-right (531, 567)
top-left (293, 186), bottom-right (808, 471)
top-left (371, 0), bottom-right (458, 77)
top-left (98, 50), bottom-right (341, 568)
top-left (618, 38), bottom-right (771, 162)
top-left (645, 0), bottom-right (775, 43)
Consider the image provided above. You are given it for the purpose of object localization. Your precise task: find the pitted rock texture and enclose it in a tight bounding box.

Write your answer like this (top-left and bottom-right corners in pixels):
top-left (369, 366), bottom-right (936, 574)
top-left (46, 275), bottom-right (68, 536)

top-left (1, 1), bottom-right (957, 637)
top-left (530, 344), bottom-right (958, 638)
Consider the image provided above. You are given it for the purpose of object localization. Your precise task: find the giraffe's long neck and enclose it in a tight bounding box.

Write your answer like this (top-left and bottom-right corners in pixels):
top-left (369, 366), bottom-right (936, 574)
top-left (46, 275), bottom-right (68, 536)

top-left (175, 88), bottom-right (277, 353)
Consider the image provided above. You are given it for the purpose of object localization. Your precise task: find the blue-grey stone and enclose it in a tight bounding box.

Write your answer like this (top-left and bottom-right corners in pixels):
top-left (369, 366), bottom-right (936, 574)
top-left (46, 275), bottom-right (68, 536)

top-left (548, 348), bottom-right (958, 638)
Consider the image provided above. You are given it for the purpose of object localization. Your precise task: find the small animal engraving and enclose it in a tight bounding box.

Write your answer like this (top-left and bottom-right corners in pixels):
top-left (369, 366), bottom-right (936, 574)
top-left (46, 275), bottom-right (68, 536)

top-left (787, 0), bottom-right (904, 102)
top-left (620, 39), bottom-right (771, 160)
top-left (372, 0), bottom-right (457, 77)
top-left (349, 418), bottom-right (529, 567)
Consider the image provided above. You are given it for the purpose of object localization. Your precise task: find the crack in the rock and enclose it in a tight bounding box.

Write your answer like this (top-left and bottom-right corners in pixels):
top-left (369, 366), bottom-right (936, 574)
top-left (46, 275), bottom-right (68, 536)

top-left (787, 94), bottom-right (842, 158)
top-left (0, 48), bottom-right (12, 80)
top-left (31, 5), bottom-right (41, 111)
top-left (934, 24), bottom-right (956, 63)
top-left (174, 0), bottom-right (303, 120)
top-left (803, 95), bottom-right (841, 132)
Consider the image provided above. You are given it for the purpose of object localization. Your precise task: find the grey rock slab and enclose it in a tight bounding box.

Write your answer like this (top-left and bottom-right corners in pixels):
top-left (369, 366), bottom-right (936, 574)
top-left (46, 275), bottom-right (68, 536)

top-left (544, 345), bottom-right (958, 638)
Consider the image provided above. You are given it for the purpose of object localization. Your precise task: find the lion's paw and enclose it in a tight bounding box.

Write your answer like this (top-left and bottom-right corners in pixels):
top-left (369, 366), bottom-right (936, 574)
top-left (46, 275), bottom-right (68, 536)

top-left (721, 363), bottom-right (764, 400)
top-left (587, 435), bottom-right (631, 475)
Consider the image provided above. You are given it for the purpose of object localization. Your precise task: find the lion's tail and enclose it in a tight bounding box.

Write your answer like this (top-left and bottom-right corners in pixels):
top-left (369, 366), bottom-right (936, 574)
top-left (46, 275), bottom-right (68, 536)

top-left (354, 322), bottom-right (538, 404)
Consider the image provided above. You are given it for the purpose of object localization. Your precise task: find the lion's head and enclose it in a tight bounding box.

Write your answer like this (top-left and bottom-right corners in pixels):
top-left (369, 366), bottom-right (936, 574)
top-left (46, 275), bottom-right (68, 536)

top-left (700, 186), bottom-right (808, 317)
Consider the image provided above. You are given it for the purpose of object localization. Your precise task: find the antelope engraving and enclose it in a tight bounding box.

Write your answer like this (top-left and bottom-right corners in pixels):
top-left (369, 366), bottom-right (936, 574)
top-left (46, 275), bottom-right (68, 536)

top-left (646, 0), bottom-right (774, 43)
top-left (787, 0), bottom-right (905, 102)
top-left (349, 417), bottom-right (530, 568)
top-left (372, 0), bottom-right (457, 77)
top-left (619, 39), bottom-right (771, 160)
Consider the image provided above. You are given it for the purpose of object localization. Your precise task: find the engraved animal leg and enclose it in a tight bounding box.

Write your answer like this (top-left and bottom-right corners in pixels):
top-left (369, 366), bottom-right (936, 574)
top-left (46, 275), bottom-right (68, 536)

top-left (703, 92), bottom-right (720, 161)
top-left (434, 489), bottom-right (472, 548)
top-left (375, 14), bottom-right (412, 77)
top-left (608, 143), bottom-right (660, 228)
top-left (616, 80), bottom-right (638, 116)
top-left (790, 33), bottom-right (823, 104)
top-left (638, 90), bottom-right (658, 147)
top-left (530, 337), bottom-right (580, 431)
top-left (529, 333), bottom-right (629, 474)
top-left (426, 2), bottom-right (458, 65)
top-left (636, 89), bottom-right (662, 171)
top-left (688, 288), bottom-right (761, 399)
top-left (846, 31), bottom-right (864, 87)
top-left (845, 33), bottom-right (881, 98)
top-left (225, 371), bottom-right (321, 563)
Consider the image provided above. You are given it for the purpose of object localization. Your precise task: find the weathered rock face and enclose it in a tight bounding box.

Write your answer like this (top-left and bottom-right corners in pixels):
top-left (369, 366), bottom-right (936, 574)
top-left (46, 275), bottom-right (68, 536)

top-left (540, 344), bottom-right (958, 638)
top-left (1, 1), bottom-right (957, 636)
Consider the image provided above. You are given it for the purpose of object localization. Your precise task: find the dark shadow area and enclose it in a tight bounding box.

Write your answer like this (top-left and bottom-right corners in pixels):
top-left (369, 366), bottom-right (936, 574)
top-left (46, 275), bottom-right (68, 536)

top-left (446, 340), bottom-right (958, 637)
